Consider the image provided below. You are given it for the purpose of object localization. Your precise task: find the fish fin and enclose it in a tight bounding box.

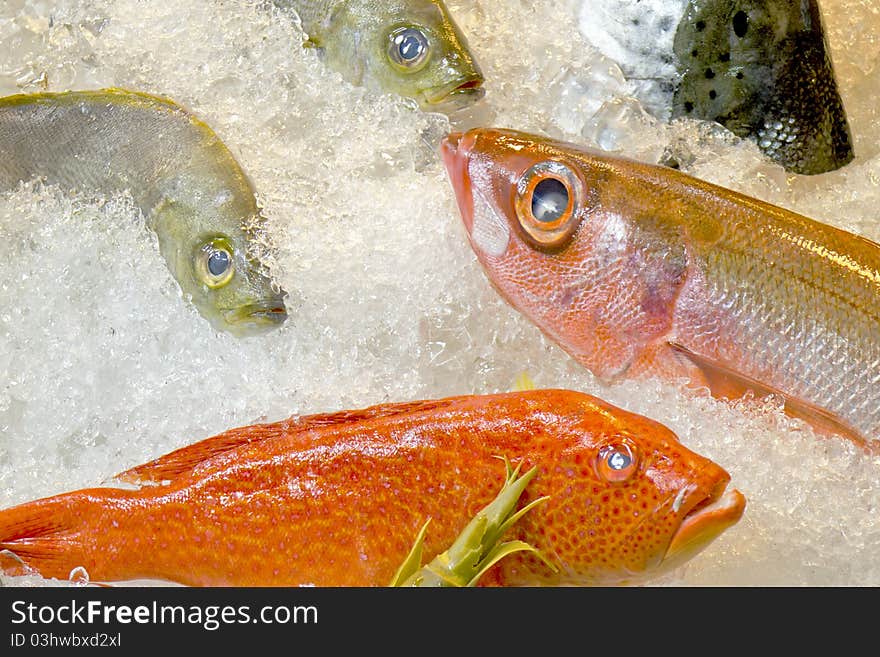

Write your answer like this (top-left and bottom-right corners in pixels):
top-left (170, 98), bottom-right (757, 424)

top-left (0, 496), bottom-right (85, 579)
top-left (115, 422), bottom-right (287, 485)
top-left (118, 398), bottom-right (465, 485)
top-left (668, 342), bottom-right (875, 453)
top-left (284, 398), bottom-right (460, 431)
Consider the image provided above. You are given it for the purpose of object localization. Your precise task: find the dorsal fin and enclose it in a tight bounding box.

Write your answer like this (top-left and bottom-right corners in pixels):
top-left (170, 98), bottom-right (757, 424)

top-left (285, 398), bottom-right (454, 431)
top-left (668, 342), bottom-right (878, 455)
top-left (115, 397), bottom-right (459, 485)
top-left (114, 422), bottom-right (285, 485)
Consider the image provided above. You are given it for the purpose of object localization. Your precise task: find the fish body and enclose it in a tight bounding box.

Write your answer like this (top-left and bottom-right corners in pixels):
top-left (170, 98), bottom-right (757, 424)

top-left (273, 0), bottom-right (484, 112)
top-left (441, 128), bottom-right (880, 447)
top-left (0, 389), bottom-right (744, 586)
top-left (0, 89), bottom-right (287, 337)
top-left (577, 0), bottom-right (853, 174)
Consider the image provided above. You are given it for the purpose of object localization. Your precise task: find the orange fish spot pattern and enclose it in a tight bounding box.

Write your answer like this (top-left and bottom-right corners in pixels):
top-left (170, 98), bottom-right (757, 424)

top-left (0, 390), bottom-right (744, 586)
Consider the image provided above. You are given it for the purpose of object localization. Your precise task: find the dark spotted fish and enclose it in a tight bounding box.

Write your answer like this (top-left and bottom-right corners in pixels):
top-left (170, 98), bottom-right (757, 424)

top-left (578, 0), bottom-right (854, 175)
top-left (672, 0), bottom-right (853, 174)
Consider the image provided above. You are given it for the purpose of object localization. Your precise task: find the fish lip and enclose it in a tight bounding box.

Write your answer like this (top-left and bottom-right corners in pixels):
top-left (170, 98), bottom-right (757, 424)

top-left (223, 301), bottom-right (288, 333)
top-left (420, 77), bottom-right (485, 112)
top-left (440, 130), bottom-right (475, 235)
top-left (662, 482), bottom-right (746, 569)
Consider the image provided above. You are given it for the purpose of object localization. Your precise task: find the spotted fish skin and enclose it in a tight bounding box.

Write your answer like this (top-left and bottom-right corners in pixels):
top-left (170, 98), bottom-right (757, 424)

top-left (0, 390), bottom-right (745, 586)
top-left (577, 0), bottom-right (854, 175)
top-left (672, 0), bottom-right (853, 174)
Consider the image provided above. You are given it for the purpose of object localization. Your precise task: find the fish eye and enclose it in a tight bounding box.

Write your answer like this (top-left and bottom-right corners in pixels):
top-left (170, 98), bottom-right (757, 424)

top-left (388, 26), bottom-right (431, 71)
top-left (596, 442), bottom-right (639, 484)
top-left (196, 237), bottom-right (235, 289)
top-left (514, 160), bottom-right (584, 249)
top-left (532, 178), bottom-right (569, 223)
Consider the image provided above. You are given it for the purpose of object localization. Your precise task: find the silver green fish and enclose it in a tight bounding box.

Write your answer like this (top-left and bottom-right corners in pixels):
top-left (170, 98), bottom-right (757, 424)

top-left (0, 88), bottom-right (288, 337)
top-left (273, 0), bottom-right (485, 112)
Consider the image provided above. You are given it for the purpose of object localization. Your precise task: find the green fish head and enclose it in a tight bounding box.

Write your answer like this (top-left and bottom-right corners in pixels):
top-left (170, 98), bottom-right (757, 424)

top-left (320, 0), bottom-right (485, 113)
top-left (153, 202), bottom-right (288, 337)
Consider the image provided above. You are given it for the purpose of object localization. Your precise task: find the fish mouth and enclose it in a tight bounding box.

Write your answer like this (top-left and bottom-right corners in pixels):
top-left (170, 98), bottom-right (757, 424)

top-left (661, 481), bottom-right (746, 571)
top-left (421, 78), bottom-right (485, 113)
top-left (223, 301), bottom-right (288, 335)
top-left (440, 130), bottom-right (475, 235)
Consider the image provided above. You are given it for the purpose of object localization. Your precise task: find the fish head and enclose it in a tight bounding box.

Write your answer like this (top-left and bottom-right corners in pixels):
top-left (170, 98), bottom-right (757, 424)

top-left (506, 394), bottom-right (746, 585)
top-left (152, 201), bottom-right (288, 337)
top-left (320, 0), bottom-right (484, 113)
top-left (441, 127), bottom-right (690, 380)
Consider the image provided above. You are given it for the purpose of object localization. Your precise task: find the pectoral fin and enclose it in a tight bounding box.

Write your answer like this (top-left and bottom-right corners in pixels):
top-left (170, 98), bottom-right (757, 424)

top-left (668, 342), bottom-right (874, 453)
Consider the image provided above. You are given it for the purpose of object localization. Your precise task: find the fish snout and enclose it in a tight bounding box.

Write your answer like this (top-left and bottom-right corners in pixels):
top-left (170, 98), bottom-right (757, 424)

top-left (449, 77), bottom-right (485, 104)
top-left (441, 131), bottom-right (476, 235)
top-left (662, 476), bottom-right (746, 572)
top-left (423, 78), bottom-right (486, 113)
top-left (441, 131), bottom-right (463, 170)
top-left (224, 300), bottom-right (288, 336)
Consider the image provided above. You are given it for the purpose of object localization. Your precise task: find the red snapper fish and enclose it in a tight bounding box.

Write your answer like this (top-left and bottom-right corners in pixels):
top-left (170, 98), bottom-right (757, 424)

top-left (441, 128), bottom-right (880, 450)
top-left (0, 389), bottom-right (744, 586)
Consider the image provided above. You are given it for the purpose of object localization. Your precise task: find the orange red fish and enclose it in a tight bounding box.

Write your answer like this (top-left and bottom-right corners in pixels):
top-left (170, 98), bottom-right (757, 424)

top-left (441, 128), bottom-right (880, 451)
top-left (0, 389), bottom-right (744, 586)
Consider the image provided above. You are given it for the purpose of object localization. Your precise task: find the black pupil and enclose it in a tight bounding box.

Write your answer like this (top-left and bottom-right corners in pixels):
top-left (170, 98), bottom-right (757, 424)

top-left (531, 178), bottom-right (569, 223)
top-left (733, 10), bottom-right (748, 38)
top-left (207, 249), bottom-right (230, 277)
top-left (608, 450), bottom-right (631, 471)
top-left (398, 30), bottom-right (425, 61)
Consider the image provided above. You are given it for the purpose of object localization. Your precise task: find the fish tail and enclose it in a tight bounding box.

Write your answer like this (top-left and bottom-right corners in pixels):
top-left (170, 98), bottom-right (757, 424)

top-left (0, 492), bottom-right (120, 581)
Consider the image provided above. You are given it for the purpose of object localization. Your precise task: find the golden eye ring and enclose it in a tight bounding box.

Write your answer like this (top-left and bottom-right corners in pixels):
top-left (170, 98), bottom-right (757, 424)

top-left (195, 237), bottom-right (235, 289)
top-left (595, 441), bottom-right (639, 484)
top-left (514, 160), bottom-right (584, 248)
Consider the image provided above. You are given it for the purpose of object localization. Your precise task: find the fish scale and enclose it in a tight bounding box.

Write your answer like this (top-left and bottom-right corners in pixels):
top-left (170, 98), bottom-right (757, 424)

top-left (689, 257), bottom-right (862, 418)
top-left (0, 98), bottom-right (213, 212)
top-left (677, 212), bottom-right (880, 438)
